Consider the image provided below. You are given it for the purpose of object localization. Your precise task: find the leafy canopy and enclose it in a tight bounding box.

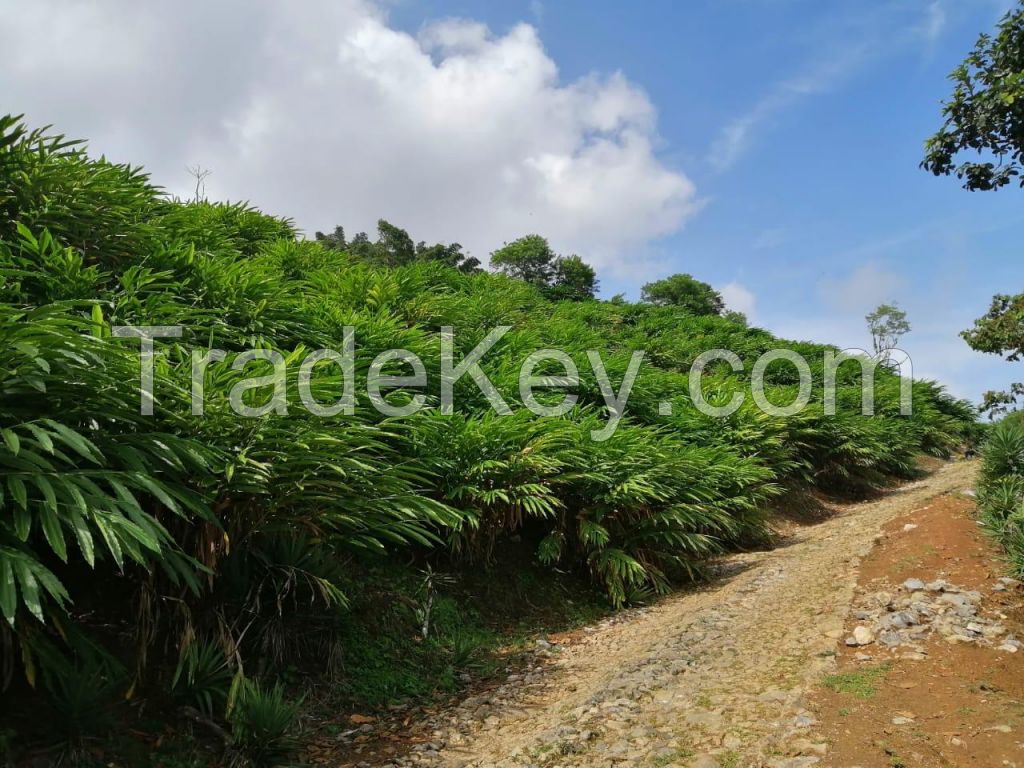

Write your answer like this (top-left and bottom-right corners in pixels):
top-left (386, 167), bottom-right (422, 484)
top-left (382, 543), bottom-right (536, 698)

top-left (641, 273), bottom-right (724, 316)
top-left (490, 235), bottom-right (598, 300)
top-left (547, 254), bottom-right (599, 302)
top-left (866, 303), bottom-right (911, 358)
top-left (922, 2), bottom-right (1024, 190)
top-left (490, 234), bottom-right (556, 287)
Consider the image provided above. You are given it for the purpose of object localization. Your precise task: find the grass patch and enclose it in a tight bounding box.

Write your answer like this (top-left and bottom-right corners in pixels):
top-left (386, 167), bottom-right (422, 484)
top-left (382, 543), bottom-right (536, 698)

top-left (822, 664), bottom-right (891, 699)
top-left (694, 693), bottom-right (713, 709)
top-left (650, 747), bottom-right (694, 766)
top-left (330, 545), bottom-right (609, 709)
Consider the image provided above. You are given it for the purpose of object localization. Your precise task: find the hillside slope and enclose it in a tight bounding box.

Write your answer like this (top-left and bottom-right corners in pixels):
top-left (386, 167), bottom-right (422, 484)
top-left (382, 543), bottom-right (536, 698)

top-left (0, 114), bottom-right (976, 763)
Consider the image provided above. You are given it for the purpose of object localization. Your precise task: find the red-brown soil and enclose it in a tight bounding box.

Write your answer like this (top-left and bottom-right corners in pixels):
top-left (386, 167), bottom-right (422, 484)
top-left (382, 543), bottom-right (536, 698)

top-left (813, 487), bottom-right (1024, 768)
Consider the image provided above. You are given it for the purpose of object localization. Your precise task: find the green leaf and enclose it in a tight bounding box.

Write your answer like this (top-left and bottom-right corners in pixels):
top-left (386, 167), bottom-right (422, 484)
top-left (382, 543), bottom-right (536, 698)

top-left (38, 497), bottom-right (68, 563)
top-left (92, 513), bottom-right (124, 569)
top-left (68, 510), bottom-right (95, 567)
top-left (8, 477), bottom-right (28, 511)
top-left (14, 221), bottom-right (37, 247)
top-left (2, 428), bottom-right (20, 456)
top-left (12, 507), bottom-right (31, 542)
top-left (39, 420), bottom-right (102, 464)
top-left (25, 424), bottom-right (54, 454)
top-left (0, 557), bottom-right (17, 627)
top-left (131, 473), bottom-right (181, 515)
top-left (12, 560), bottom-right (42, 623)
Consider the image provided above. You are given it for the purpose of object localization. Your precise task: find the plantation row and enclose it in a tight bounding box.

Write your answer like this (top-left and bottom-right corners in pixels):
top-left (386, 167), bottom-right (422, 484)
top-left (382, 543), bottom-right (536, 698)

top-left (0, 116), bottom-right (975, 762)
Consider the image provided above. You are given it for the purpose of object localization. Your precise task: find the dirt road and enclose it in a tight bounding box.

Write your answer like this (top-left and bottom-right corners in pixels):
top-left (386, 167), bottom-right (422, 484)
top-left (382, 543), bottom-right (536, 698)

top-left (372, 461), bottom-right (998, 768)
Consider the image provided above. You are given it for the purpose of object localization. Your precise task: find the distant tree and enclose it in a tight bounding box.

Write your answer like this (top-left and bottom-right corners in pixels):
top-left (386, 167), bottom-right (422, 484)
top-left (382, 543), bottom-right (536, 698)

top-left (723, 310), bottom-right (748, 326)
top-left (377, 219), bottom-right (416, 266)
top-left (314, 220), bottom-right (481, 272)
top-left (547, 255), bottom-right (598, 301)
top-left (415, 240), bottom-right (481, 272)
top-left (640, 274), bottom-right (724, 315)
top-left (922, 2), bottom-right (1024, 190)
top-left (490, 236), bottom-right (600, 299)
top-left (866, 303), bottom-right (911, 361)
top-left (962, 293), bottom-right (1024, 416)
top-left (187, 164), bottom-right (212, 203)
top-left (346, 230), bottom-right (377, 262)
top-left (489, 235), bottom-right (556, 287)
top-left (314, 225), bottom-right (347, 250)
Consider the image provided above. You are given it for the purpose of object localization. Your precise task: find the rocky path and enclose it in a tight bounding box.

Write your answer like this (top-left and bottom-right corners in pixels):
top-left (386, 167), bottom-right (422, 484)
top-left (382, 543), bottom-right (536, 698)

top-left (378, 461), bottom-right (976, 768)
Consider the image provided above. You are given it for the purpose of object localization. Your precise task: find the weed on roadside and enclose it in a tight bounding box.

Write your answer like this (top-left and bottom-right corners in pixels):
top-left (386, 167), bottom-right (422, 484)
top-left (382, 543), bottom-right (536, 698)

top-left (822, 664), bottom-right (892, 699)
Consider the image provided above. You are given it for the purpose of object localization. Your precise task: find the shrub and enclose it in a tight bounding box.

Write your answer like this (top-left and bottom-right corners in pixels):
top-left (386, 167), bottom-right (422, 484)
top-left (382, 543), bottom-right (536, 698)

top-left (228, 680), bottom-right (301, 768)
top-left (978, 418), bottom-right (1024, 574)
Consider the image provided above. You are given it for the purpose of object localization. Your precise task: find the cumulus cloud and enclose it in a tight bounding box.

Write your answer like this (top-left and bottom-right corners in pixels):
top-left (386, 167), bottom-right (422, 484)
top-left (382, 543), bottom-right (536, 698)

top-left (719, 281), bottom-right (757, 320)
top-left (0, 0), bottom-right (698, 275)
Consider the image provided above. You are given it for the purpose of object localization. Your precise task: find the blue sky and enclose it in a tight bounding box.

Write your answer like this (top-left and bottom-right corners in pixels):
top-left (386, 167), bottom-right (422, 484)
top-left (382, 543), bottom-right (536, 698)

top-left (389, 0), bottom-right (1023, 402)
top-left (1, 0), bottom-right (1021, 404)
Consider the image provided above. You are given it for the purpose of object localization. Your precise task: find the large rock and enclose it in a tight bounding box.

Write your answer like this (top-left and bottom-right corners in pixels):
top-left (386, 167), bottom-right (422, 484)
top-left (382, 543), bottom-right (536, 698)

top-left (878, 631), bottom-right (902, 647)
top-left (850, 626), bottom-right (875, 646)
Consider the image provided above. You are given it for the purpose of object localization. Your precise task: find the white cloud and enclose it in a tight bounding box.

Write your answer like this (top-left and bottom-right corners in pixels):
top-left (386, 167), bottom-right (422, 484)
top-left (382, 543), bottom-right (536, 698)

top-left (818, 262), bottom-right (906, 314)
top-left (720, 281), bottom-right (757, 320)
top-left (0, 0), bottom-right (698, 276)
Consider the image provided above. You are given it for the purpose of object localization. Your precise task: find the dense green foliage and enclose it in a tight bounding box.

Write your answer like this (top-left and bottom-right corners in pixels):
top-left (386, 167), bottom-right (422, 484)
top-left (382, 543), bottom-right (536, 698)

top-left (922, 1), bottom-right (1024, 191)
top-left (489, 234), bottom-right (598, 300)
top-left (0, 114), bottom-right (974, 762)
top-left (977, 416), bottom-right (1024, 574)
top-left (640, 273), bottom-right (724, 315)
top-left (315, 220), bottom-right (482, 273)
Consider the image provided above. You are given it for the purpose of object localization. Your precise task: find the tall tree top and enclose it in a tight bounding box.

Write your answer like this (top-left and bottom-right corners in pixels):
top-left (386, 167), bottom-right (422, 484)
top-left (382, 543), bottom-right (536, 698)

top-left (640, 274), bottom-right (724, 316)
top-left (922, 2), bottom-right (1024, 191)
